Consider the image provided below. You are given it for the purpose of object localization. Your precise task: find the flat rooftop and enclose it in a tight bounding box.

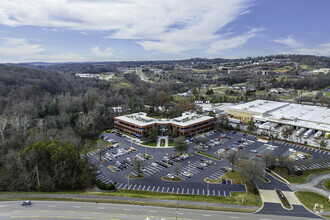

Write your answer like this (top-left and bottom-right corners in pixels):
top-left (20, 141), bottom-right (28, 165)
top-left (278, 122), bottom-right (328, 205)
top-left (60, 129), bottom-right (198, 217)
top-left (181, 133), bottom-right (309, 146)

top-left (228, 100), bottom-right (289, 116)
top-left (232, 100), bottom-right (330, 132)
top-left (115, 112), bottom-right (213, 127)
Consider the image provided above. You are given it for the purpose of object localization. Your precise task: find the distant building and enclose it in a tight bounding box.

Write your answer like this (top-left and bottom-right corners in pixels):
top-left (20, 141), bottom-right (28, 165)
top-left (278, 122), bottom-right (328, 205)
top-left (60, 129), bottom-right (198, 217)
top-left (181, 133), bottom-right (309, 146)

top-left (114, 112), bottom-right (214, 138)
top-left (109, 106), bottom-right (123, 113)
top-left (271, 59), bottom-right (292, 64)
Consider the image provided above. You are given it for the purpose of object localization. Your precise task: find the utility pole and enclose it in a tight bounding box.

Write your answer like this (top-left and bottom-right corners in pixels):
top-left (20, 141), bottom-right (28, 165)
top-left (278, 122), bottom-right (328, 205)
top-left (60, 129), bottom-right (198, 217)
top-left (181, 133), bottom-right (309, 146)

top-left (175, 200), bottom-right (178, 220)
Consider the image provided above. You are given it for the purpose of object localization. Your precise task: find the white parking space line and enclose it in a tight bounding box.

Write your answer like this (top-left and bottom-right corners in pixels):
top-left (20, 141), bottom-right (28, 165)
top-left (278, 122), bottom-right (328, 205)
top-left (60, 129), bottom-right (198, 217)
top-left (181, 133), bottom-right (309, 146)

top-left (162, 187), bottom-right (165, 192)
top-left (118, 183), bottom-right (123, 188)
top-left (172, 187), bottom-right (174, 193)
top-left (177, 188), bottom-right (179, 193)
top-left (192, 189), bottom-right (194, 195)
top-left (152, 186), bottom-right (155, 191)
top-left (202, 189), bottom-right (204, 195)
top-left (224, 191), bottom-right (226, 197)
top-left (147, 186), bottom-right (150, 191)
top-left (157, 186), bottom-right (160, 192)
top-left (142, 185), bottom-right (146, 191)
top-left (133, 184), bottom-right (136, 190)
top-left (213, 190), bottom-right (215, 196)
top-left (182, 188), bottom-right (185, 194)
top-left (187, 188), bottom-right (189, 194)
top-left (197, 189), bottom-right (199, 195)
top-left (123, 184), bottom-right (127, 189)
top-left (138, 185), bottom-right (141, 190)
top-left (218, 191), bottom-right (220, 196)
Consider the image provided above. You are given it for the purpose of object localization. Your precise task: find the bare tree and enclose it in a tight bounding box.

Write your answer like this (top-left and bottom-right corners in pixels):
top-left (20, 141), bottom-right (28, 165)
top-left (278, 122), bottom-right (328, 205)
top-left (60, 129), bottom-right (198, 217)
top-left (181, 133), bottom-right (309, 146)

top-left (240, 160), bottom-right (263, 193)
top-left (172, 162), bottom-right (182, 179)
top-left (131, 157), bottom-right (146, 177)
top-left (0, 116), bottom-right (8, 142)
top-left (174, 136), bottom-right (188, 155)
top-left (227, 150), bottom-right (240, 172)
top-left (262, 151), bottom-right (276, 168)
top-left (194, 136), bottom-right (209, 152)
top-left (20, 114), bottom-right (32, 135)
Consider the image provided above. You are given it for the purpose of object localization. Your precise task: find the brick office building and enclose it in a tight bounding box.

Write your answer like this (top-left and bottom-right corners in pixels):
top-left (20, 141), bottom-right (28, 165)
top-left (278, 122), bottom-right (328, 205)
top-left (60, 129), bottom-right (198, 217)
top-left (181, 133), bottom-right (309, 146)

top-left (114, 112), bottom-right (215, 138)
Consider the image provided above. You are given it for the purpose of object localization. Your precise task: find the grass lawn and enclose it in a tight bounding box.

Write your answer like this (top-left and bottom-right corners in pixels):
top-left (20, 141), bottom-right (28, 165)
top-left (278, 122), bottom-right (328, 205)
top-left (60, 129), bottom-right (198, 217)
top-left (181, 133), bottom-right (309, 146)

top-left (295, 191), bottom-right (330, 212)
top-left (273, 166), bottom-right (330, 184)
top-left (168, 139), bottom-right (174, 146)
top-left (8, 190), bottom-right (260, 207)
top-left (221, 170), bottom-right (245, 181)
top-left (116, 82), bottom-right (131, 88)
top-left (325, 92), bottom-right (330, 97)
top-left (142, 140), bottom-right (157, 146)
top-left (323, 180), bottom-right (330, 191)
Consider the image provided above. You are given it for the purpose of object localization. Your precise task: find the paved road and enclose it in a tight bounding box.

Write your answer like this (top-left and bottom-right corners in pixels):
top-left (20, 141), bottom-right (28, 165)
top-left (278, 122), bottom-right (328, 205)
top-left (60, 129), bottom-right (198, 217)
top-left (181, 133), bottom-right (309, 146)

top-left (0, 201), bottom-right (320, 220)
top-left (288, 173), bottom-right (330, 197)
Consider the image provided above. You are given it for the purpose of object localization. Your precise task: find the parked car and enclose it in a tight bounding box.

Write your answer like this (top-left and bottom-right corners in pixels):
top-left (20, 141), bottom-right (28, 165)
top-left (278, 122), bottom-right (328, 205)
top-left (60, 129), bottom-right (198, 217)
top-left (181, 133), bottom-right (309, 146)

top-left (197, 166), bottom-right (205, 170)
top-left (181, 171), bottom-right (190, 178)
top-left (222, 179), bottom-right (227, 184)
top-left (255, 154), bottom-right (262, 157)
top-left (21, 200), bottom-right (31, 206)
top-left (167, 174), bottom-right (175, 179)
top-left (250, 149), bottom-right (257, 153)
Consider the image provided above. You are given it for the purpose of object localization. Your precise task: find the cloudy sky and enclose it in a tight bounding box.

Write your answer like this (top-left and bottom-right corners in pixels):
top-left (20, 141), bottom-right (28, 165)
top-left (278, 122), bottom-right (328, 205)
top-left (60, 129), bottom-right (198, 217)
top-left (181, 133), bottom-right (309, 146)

top-left (0, 0), bottom-right (329, 62)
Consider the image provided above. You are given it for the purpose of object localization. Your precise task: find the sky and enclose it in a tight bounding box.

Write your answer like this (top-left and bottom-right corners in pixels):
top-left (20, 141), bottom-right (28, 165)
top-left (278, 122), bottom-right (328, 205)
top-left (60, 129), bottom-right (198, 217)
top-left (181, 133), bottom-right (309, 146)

top-left (0, 0), bottom-right (329, 63)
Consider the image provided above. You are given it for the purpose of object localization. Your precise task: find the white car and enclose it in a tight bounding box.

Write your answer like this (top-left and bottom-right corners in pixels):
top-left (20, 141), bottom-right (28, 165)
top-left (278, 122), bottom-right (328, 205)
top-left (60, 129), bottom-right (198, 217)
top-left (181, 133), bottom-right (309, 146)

top-left (167, 174), bottom-right (175, 179)
top-left (151, 162), bottom-right (158, 167)
top-left (291, 156), bottom-right (299, 161)
top-left (250, 149), bottom-right (257, 153)
top-left (297, 153), bottom-right (306, 159)
top-left (181, 171), bottom-right (190, 178)
top-left (289, 148), bottom-right (296, 153)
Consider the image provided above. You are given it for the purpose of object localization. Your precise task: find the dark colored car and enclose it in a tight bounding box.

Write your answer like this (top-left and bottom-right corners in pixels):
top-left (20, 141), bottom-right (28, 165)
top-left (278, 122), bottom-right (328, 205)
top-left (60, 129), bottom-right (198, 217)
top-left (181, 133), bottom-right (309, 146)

top-left (21, 200), bottom-right (31, 206)
top-left (197, 166), bottom-right (205, 170)
top-left (222, 179), bottom-right (227, 184)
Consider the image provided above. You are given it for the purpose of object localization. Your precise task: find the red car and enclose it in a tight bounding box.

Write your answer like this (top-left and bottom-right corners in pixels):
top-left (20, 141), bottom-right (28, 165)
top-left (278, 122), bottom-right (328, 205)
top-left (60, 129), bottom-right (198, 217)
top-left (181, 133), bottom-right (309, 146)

top-left (256, 154), bottom-right (262, 157)
top-left (199, 158), bottom-right (205, 162)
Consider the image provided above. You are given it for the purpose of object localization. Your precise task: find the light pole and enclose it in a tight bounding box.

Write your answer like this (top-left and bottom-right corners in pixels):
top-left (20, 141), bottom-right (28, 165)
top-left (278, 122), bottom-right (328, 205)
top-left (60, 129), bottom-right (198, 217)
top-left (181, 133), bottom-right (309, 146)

top-left (207, 181), bottom-right (209, 196)
top-left (128, 175), bottom-right (130, 189)
top-left (188, 161), bottom-right (190, 174)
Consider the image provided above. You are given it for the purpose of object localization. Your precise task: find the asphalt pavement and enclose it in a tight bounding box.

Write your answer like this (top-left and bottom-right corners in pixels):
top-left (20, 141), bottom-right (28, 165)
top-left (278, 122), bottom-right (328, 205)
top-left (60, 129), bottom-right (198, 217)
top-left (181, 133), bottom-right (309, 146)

top-left (0, 201), bottom-right (321, 220)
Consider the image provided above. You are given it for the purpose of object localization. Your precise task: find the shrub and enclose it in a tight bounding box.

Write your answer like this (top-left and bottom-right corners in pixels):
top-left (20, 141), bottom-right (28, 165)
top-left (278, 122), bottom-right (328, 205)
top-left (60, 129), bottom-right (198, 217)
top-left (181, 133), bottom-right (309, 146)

top-left (96, 180), bottom-right (116, 191)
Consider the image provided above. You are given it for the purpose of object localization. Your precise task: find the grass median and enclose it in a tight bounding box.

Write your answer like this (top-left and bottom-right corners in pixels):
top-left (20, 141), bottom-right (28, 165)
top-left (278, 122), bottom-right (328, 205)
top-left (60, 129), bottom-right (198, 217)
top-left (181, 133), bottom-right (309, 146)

top-left (272, 167), bottom-right (330, 184)
top-left (0, 190), bottom-right (261, 208)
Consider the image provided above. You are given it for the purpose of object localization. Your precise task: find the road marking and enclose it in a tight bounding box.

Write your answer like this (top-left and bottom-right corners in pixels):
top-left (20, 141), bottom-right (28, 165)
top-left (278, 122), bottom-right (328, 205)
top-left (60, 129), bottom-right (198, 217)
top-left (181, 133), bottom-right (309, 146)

top-left (142, 185), bottom-right (146, 191)
top-left (218, 191), bottom-right (220, 196)
top-left (147, 185), bottom-right (150, 191)
top-left (157, 186), bottom-right (160, 192)
top-left (137, 185), bottom-right (141, 190)
top-left (192, 189), bottom-right (194, 195)
top-left (133, 184), bottom-right (136, 190)
top-left (167, 187), bottom-right (169, 193)
top-left (182, 188), bottom-right (184, 194)
top-left (177, 188), bottom-right (179, 193)
top-left (172, 187), bottom-right (174, 193)
top-left (162, 187), bottom-right (165, 192)
top-left (202, 189), bottom-right (204, 195)
top-left (197, 189), bottom-right (199, 195)
top-left (224, 191), bottom-right (226, 197)
top-left (202, 214), bottom-right (211, 217)
top-left (213, 190), bottom-right (215, 196)
top-left (187, 188), bottom-right (189, 194)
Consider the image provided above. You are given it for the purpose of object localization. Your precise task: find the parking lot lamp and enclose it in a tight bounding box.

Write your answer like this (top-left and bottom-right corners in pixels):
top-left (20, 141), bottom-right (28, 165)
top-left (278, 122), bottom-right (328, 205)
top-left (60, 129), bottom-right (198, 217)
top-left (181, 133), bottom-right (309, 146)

top-left (128, 175), bottom-right (130, 189)
top-left (207, 180), bottom-right (209, 196)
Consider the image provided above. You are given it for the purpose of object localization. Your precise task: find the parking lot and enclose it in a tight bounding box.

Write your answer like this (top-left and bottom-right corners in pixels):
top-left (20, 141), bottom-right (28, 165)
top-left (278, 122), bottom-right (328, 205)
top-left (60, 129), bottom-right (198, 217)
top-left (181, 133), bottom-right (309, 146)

top-left (86, 129), bottom-right (330, 197)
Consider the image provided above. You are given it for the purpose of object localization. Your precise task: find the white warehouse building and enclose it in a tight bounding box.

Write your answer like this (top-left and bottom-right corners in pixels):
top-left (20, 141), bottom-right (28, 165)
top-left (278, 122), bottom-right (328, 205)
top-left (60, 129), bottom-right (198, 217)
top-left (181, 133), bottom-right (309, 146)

top-left (227, 100), bottom-right (330, 135)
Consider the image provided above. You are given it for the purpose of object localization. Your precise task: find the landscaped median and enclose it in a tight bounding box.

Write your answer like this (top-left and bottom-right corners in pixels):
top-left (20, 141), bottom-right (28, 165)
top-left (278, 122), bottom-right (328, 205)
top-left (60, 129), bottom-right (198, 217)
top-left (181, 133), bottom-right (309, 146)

top-left (0, 190), bottom-right (262, 213)
top-left (161, 176), bottom-right (183, 182)
top-left (195, 151), bottom-right (222, 160)
top-left (126, 174), bottom-right (145, 179)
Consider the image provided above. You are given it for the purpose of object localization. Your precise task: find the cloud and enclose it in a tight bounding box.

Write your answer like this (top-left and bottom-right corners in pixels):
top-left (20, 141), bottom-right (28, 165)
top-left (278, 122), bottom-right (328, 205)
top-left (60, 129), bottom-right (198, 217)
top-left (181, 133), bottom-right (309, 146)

top-left (0, 0), bottom-right (256, 54)
top-left (206, 28), bottom-right (262, 54)
top-left (90, 46), bottom-right (114, 57)
top-left (274, 35), bottom-right (330, 56)
top-left (273, 35), bottom-right (302, 48)
top-left (0, 37), bottom-right (44, 57)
